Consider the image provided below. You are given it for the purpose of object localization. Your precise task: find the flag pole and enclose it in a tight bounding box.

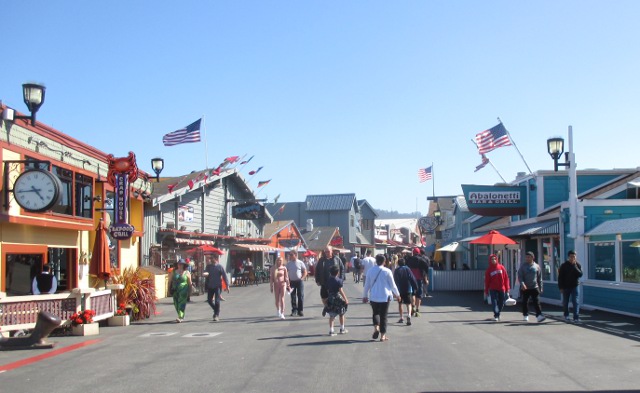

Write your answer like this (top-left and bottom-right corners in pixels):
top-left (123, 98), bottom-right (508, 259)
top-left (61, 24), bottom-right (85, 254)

top-left (470, 139), bottom-right (507, 182)
top-left (498, 117), bottom-right (533, 175)
top-left (202, 115), bottom-right (209, 170)
top-left (431, 162), bottom-right (435, 199)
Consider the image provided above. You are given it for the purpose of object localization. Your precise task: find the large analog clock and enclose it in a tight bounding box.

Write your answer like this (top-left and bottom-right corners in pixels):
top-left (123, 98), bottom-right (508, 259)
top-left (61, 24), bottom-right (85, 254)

top-left (13, 169), bottom-right (62, 212)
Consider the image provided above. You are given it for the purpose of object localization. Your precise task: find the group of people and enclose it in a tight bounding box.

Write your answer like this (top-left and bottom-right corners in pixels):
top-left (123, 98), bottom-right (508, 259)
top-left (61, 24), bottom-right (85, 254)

top-left (484, 250), bottom-right (583, 323)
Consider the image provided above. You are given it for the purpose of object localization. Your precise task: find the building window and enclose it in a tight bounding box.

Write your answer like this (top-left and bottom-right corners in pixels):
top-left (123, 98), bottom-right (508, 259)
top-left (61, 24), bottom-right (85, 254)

top-left (541, 237), bottom-right (561, 281)
top-left (51, 166), bottom-right (73, 215)
top-left (4, 253), bottom-right (43, 295)
top-left (589, 242), bottom-right (616, 281)
top-left (622, 240), bottom-right (640, 283)
top-left (75, 173), bottom-right (94, 218)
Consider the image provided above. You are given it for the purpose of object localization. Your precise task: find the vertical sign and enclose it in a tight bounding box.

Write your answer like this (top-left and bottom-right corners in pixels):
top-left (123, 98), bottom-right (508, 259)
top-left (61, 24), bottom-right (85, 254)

top-left (106, 152), bottom-right (138, 240)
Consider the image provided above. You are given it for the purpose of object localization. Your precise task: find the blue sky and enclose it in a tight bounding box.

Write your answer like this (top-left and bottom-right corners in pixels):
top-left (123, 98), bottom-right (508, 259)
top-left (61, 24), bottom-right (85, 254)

top-left (3, 1), bottom-right (639, 214)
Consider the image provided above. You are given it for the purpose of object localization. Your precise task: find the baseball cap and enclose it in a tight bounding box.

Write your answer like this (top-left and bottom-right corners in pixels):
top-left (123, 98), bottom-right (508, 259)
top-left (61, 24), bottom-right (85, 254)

top-left (413, 247), bottom-right (421, 254)
top-left (526, 251), bottom-right (535, 257)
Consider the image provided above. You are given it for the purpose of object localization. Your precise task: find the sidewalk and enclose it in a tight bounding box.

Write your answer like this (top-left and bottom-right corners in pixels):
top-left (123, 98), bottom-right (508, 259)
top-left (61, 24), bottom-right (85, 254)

top-left (426, 290), bottom-right (640, 342)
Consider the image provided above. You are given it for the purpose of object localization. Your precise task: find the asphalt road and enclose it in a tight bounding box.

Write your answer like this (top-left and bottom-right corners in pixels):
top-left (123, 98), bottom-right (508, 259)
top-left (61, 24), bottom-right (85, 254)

top-left (2, 279), bottom-right (640, 393)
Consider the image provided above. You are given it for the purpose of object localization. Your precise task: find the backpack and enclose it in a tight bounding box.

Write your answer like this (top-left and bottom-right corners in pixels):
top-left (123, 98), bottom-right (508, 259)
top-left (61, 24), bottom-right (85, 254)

top-left (353, 258), bottom-right (361, 269)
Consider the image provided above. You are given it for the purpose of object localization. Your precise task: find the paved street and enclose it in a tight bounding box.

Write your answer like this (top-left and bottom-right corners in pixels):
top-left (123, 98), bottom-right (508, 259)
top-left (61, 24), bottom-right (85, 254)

top-left (2, 280), bottom-right (640, 393)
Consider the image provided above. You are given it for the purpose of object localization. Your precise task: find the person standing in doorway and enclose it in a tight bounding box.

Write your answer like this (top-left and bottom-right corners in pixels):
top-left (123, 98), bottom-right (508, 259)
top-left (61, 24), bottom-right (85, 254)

top-left (204, 251), bottom-right (230, 322)
top-left (32, 264), bottom-right (57, 295)
top-left (518, 251), bottom-right (545, 323)
top-left (558, 250), bottom-right (583, 322)
top-left (484, 254), bottom-right (510, 322)
top-left (363, 254), bottom-right (400, 342)
top-left (286, 250), bottom-right (307, 317)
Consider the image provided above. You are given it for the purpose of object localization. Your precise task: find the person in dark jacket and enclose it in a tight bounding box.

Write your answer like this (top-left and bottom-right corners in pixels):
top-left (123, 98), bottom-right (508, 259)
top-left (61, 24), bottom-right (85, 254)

top-left (315, 245), bottom-right (344, 316)
top-left (32, 264), bottom-right (57, 295)
top-left (393, 258), bottom-right (418, 325)
top-left (558, 250), bottom-right (583, 322)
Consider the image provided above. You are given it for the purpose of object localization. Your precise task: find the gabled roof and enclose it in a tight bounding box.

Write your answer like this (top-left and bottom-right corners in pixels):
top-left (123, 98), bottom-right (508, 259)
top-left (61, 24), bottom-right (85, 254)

top-left (263, 220), bottom-right (298, 238)
top-left (302, 226), bottom-right (340, 251)
top-left (305, 194), bottom-right (356, 211)
top-left (357, 199), bottom-right (379, 217)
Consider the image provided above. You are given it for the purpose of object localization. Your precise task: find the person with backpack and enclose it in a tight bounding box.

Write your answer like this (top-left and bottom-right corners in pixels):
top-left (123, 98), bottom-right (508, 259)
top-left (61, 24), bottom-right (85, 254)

top-left (393, 258), bottom-right (418, 326)
top-left (351, 252), bottom-right (362, 283)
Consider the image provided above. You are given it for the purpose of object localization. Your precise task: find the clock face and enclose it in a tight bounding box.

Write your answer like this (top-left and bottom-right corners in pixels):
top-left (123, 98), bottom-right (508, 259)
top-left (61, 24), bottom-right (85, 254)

top-left (13, 169), bottom-right (62, 212)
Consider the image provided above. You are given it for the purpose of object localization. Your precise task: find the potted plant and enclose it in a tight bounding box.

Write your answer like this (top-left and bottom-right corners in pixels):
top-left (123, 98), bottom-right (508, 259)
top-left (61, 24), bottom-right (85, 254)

top-left (110, 267), bottom-right (157, 321)
top-left (108, 303), bottom-right (130, 326)
top-left (69, 309), bottom-right (99, 336)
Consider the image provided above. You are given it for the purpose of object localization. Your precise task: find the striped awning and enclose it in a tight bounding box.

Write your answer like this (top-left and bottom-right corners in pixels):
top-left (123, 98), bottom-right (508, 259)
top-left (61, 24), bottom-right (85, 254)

top-left (234, 244), bottom-right (278, 252)
top-left (175, 238), bottom-right (215, 245)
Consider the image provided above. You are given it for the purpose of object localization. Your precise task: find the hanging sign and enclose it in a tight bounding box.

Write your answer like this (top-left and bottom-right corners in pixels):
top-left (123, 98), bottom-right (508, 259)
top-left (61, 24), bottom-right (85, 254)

top-left (461, 184), bottom-right (527, 216)
top-left (107, 152), bottom-right (138, 240)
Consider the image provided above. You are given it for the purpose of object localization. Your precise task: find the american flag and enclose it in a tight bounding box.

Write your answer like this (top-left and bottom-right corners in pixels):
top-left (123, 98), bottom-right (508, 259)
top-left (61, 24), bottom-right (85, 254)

top-left (475, 123), bottom-right (512, 154)
top-left (474, 154), bottom-right (490, 172)
top-left (162, 119), bottom-right (202, 146)
top-left (417, 166), bottom-right (432, 183)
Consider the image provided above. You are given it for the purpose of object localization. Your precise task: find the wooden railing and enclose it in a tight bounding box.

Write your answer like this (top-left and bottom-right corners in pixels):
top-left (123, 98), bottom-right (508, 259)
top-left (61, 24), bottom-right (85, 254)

top-left (0, 288), bottom-right (116, 334)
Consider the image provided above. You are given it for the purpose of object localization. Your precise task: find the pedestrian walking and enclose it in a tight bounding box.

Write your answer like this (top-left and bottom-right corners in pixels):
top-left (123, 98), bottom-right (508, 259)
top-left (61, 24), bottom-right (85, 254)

top-left (484, 254), bottom-right (510, 322)
top-left (204, 251), bottom-right (229, 322)
top-left (362, 254), bottom-right (400, 342)
top-left (406, 248), bottom-right (429, 317)
top-left (517, 251), bottom-right (545, 322)
top-left (326, 265), bottom-right (349, 336)
top-left (558, 250), bottom-right (583, 322)
top-left (351, 252), bottom-right (362, 283)
top-left (270, 256), bottom-right (291, 319)
top-left (286, 250), bottom-right (307, 317)
top-left (315, 245), bottom-right (344, 316)
top-left (169, 259), bottom-right (192, 323)
top-left (360, 250), bottom-right (376, 286)
top-left (393, 258), bottom-right (418, 326)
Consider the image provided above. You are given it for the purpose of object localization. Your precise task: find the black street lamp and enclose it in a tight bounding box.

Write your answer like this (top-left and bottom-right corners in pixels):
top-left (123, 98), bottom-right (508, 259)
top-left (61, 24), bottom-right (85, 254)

top-left (547, 137), bottom-right (569, 171)
top-left (151, 157), bottom-right (164, 182)
top-left (2, 83), bottom-right (46, 126)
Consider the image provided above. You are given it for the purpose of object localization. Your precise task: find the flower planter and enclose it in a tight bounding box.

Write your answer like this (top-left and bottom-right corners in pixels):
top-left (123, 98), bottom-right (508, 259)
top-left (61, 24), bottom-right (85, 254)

top-left (71, 322), bottom-right (100, 336)
top-left (108, 315), bottom-right (130, 327)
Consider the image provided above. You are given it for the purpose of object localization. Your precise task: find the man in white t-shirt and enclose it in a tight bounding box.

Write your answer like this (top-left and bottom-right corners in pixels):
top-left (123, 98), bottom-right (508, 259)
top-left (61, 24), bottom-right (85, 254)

top-left (360, 250), bottom-right (376, 286)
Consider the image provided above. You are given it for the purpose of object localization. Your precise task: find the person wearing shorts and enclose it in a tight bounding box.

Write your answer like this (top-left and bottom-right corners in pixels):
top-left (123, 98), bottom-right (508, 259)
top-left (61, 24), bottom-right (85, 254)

top-left (393, 258), bottom-right (418, 326)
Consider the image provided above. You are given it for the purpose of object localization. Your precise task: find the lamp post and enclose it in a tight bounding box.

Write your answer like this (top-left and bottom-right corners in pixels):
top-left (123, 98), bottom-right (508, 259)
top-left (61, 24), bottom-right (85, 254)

top-left (2, 83), bottom-right (46, 125)
top-left (151, 158), bottom-right (164, 182)
top-left (547, 127), bottom-right (577, 239)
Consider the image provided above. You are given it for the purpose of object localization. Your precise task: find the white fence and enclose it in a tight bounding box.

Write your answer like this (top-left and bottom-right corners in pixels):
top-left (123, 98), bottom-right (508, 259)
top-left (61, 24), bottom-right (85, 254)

top-left (431, 270), bottom-right (484, 291)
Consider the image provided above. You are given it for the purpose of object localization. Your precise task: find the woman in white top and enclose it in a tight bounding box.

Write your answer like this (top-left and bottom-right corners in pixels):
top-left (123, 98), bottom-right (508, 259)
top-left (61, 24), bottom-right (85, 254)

top-left (362, 254), bottom-right (400, 342)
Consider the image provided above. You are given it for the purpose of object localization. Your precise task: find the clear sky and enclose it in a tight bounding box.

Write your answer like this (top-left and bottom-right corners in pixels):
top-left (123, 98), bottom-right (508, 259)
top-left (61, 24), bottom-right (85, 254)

top-left (3, 1), bottom-right (639, 215)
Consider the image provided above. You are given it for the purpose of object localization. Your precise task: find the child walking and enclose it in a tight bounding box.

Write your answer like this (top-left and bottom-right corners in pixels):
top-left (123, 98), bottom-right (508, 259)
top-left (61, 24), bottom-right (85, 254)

top-left (326, 265), bottom-right (349, 336)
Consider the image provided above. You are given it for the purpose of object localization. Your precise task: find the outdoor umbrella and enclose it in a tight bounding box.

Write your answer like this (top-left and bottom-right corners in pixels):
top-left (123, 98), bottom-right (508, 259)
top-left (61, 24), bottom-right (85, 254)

top-left (469, 230), bottom-right (517, 245)
top-left (437, 242), bottom-right (468, 252)
top-left (303, 250), bottom-right (316, 257)
top-left (89, 219), bottom-right (111, 284)
top-left (187, 245), bottom-right (224, 255)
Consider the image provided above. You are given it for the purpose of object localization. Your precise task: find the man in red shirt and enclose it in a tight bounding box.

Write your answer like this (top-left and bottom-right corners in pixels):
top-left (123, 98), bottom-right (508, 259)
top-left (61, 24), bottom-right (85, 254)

top-left (484, 254), bottom-right (510, 322)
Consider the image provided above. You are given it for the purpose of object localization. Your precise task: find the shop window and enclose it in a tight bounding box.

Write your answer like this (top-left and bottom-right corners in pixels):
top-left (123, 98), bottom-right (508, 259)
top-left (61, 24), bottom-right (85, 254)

top-left (622, 240), bottom-right (640, 283)
top-left (75, 173), bottom-right (94, 218)
top-left (542, 238), bottom-right (552, 280)
top-left (589, 242), bottom-right (616, 281)
top-left (48, 247), bottom-right (75, 291)
top-left (4, 253), bottom-right (43, 295)
top-left (51, 166), bottom-right (73, 215)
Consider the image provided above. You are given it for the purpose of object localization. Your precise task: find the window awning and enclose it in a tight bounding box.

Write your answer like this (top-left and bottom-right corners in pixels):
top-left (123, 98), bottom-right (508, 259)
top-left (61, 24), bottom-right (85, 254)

top-left (175, 238), bottom-right (216, 245)
top-left (586, 217), bottom-right (640, 236)
top-left (499, 220), bottom-right (559, 237)
top-left (234, 244), bottom-right (278, 252)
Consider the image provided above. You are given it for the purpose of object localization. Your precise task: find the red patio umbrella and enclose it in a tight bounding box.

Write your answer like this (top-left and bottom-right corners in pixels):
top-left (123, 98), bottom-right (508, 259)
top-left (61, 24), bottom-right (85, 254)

top-left (186, 245), bottom-right (224, 255)
top-left (90, 219), bottom-right (111, 283)
top-left (469, 230), bottom-right (517, 245)
top-left (303, 250), bottom-right (316, 257)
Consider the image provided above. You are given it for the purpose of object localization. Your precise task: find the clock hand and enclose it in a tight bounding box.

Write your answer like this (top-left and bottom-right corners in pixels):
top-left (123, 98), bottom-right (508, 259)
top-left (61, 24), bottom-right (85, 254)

top-left (30, 186), bottom-right (45, 201)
